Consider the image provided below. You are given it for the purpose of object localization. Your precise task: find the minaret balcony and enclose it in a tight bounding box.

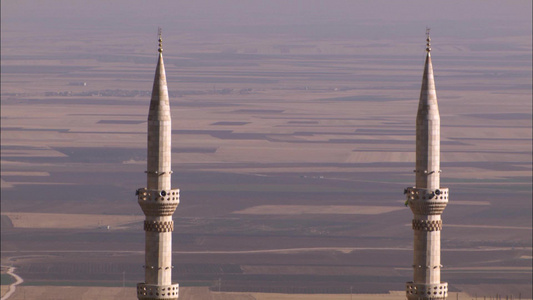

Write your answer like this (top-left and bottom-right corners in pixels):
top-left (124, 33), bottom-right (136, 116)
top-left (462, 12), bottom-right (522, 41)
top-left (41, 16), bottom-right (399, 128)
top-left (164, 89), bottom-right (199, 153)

top-left (404, 187), bottom-right (448, 215)
top-left (137, 188), bottom-right (180, 216)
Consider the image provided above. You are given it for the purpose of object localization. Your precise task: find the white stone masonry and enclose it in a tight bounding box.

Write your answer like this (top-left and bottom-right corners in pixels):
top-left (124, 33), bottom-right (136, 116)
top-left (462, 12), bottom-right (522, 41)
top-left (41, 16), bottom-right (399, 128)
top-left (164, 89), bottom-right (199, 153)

top-left (405, 32), bottom-right (449, 300)
top-left (137, 32), bottom-right (180, 300)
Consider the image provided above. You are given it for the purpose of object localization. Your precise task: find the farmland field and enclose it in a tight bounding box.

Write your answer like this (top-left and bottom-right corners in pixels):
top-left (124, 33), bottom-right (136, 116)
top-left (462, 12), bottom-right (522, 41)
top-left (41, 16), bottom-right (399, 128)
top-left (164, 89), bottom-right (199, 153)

top-left (1, 1), bottom-right (531, 299)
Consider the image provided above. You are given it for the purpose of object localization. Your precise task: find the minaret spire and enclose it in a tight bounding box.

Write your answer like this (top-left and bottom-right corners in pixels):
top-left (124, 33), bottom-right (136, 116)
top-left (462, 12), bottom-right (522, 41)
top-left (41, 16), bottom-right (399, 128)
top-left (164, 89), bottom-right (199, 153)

top-left (137, 29), bottom-right (180, 300)
top-left (404, 31), bottom-right (449, 300)
top-left (158, 27), bottom-right (163, 53)
top-left (416, 28), bottom-right (439, 190)
top-left (425, 27), bottom-right (431, 53)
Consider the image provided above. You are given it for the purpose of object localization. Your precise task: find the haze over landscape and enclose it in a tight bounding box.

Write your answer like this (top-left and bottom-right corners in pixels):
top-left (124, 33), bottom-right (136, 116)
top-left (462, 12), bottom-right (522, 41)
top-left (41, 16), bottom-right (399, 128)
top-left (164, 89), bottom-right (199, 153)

top-left (1, 1), bottom-right (532, 299)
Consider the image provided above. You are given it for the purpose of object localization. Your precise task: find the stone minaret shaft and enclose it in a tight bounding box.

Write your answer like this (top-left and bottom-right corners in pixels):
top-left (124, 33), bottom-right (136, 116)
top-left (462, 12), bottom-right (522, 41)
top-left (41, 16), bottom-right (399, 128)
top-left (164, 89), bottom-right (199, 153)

top-left (137, 30), bottom-right (180, 300)
top-left (405, 31), bottom-right (449, 300)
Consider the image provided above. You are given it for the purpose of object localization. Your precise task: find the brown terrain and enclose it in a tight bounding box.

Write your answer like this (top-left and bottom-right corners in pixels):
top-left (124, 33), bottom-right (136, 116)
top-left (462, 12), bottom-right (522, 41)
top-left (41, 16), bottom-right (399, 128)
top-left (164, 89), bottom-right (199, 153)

top-left (1, 8), bottom-right (532, 299)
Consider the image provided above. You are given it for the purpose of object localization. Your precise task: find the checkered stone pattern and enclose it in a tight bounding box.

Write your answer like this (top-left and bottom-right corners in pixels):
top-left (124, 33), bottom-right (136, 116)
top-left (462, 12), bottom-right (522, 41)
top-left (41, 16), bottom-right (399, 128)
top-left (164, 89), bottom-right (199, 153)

top-left (144, 220), bottom-right (174, 232)
top-left (412, 219), bottom-right (442, 231)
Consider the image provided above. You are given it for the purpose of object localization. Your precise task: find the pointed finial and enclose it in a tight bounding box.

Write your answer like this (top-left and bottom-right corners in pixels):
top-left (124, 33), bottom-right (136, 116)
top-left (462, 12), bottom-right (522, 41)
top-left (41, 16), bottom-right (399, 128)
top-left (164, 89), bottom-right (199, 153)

top-left (425, 27), bottom-right (431, 53)
top-left (158, 27), bottom-right (163, 53)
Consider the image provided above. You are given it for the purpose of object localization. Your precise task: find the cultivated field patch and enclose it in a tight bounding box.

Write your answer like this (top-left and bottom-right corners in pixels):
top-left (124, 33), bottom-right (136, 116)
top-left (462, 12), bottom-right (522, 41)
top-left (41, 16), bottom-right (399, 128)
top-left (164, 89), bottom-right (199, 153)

top-left (1, 213), bottom-right (143, 229)
top-left (0, 286), bottom-right (479, 300)
top-left (0, 285), bottom-right (9, 298)
top-left (233, 205), bottom-right (403, 215)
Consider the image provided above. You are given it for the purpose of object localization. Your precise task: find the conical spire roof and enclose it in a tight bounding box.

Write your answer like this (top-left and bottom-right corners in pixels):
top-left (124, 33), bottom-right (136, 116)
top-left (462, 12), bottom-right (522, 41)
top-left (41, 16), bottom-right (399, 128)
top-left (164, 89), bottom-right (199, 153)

top-left (149, 29), bottom-right (170, 120)
top-left (415, 29), bottom-right (441, 190)
top-left (417, 30), bottom-right (438, 112)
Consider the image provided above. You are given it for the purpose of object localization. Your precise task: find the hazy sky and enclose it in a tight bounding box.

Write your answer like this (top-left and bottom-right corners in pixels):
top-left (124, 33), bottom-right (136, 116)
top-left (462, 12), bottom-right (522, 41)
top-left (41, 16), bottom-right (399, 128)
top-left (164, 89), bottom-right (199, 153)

top-left (2, 0), bottom-right (531, 41)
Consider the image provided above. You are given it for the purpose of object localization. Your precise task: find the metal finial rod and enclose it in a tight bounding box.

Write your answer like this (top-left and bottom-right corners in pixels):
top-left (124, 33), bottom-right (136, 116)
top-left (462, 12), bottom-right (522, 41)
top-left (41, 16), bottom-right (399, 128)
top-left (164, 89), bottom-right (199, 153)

top-left (158, 27), bottom-right (163, 53)
top-left (425, 27), bottom-right (431, 53)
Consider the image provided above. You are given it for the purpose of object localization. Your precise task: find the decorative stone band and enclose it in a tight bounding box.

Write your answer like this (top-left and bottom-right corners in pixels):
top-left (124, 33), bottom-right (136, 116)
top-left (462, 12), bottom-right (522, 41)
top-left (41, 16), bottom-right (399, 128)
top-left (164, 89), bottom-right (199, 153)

top-left (405, 187), bottom-right (449, 201)
top-left (412, 219), bottom-right (442, 231)
top-left (144, 220), bottom-right (174, 232)
top-left (406, 282), bottom-right (448, 300)
top-left (137, 283), bottom-right (179, 300)
top-left (137, 188), bottom-right (180, 216)
top-left (137, 188), bottom-right (180, 202)
top-left (405, 187), bottom-right (449, 215)
top-left (139, 202), bottom-right (179, 217)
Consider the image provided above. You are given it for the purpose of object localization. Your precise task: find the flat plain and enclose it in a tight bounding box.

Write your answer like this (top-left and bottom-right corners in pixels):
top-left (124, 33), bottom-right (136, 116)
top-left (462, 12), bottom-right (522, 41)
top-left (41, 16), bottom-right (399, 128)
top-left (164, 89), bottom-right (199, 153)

top-left (1, 25), bottom-right (531, 300)
top-left (0, 286), bottom-right (477, 300)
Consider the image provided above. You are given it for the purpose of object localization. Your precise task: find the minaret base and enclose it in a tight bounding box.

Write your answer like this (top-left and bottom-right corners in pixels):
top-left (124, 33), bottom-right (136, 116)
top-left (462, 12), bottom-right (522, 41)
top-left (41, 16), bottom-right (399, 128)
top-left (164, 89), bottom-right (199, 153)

top-left (137, 283), bottom-right (179, 300)
top-left (406, 282), bottom-right (448, 300)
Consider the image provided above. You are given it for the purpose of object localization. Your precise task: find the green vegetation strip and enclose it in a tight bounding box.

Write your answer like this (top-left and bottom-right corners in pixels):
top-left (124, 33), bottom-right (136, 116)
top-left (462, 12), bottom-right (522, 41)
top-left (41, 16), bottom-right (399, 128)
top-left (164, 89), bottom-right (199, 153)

top-left (1, 273), bottom-right (16, 285)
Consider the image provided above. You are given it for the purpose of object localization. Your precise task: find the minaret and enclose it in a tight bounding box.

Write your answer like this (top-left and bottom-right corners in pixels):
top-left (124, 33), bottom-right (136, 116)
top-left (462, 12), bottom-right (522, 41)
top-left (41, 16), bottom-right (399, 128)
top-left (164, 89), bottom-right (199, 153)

top-left (136, 29), bottom-right (180, 300)
top-left (404, 29), bottom-right (449, 300)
